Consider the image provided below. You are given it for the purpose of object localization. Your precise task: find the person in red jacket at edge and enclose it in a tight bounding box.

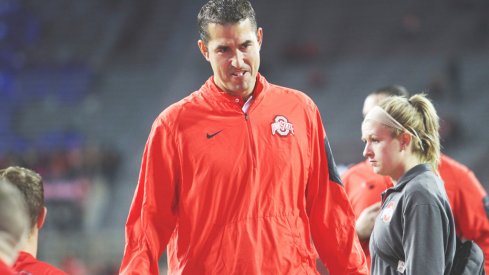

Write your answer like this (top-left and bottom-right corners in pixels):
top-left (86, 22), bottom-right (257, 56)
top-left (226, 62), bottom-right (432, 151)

top-left (119, 0), bottom-right (368, 274)
top-left (342, 85), bottom-right (489, 272)
top-left (0, 176), bottom-right (30, 275)
top-left (0, 167), bottom-right (67, 275)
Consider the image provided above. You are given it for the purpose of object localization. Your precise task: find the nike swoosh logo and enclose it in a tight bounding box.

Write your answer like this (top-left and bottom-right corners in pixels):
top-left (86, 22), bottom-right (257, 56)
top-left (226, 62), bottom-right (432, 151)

top-left (207, 130), bottom-right (223, 139)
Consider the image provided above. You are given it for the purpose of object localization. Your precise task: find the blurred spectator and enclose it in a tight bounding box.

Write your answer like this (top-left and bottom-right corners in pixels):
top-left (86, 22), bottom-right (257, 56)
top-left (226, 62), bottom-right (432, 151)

top-left (446, 55), bottom-right (462, 100)
top-left (426, 75), bottom-right (448, 100)
top-left (401, 13), bottom-right (421, 38)
top-left (0, 1), bottom-right (40, 47)
top-left (0, 143), bottom-right (122, 233)
top-left (282, 41), bottom-right (320, 62)
top-left (475, 2), bottom-right (489, 46)
top-left (0, 0), bottom-right (39, 73)
top-left (60, 256), bottom-right (89, 275)
top-left (439, 115), bottom-right (463, 148)
top-left (307, 69), bottom-right (327, 89)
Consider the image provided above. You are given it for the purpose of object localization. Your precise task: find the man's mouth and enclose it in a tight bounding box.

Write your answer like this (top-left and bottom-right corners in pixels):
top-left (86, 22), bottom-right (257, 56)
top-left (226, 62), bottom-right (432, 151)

top-left (232, 71), bottom-right (246, 77)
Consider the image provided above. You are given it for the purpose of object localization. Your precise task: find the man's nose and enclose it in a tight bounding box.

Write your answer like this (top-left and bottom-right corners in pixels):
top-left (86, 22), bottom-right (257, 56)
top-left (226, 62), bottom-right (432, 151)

top-left (231, 51), bottom-right (244, 67)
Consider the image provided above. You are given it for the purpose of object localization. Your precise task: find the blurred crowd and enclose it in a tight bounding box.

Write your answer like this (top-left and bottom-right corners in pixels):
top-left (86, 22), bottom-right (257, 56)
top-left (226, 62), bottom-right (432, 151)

top-left (0, 144), bottom-right (121, 232)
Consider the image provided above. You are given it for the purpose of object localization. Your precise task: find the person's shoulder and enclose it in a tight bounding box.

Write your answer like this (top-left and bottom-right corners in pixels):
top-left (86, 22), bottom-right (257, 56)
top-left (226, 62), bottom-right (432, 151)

top-left (342, 161), bottom-right (389, 192)
top-left (439, 154), bottom-right (472, 176)
top-left (406, 169), bottom-right (439, 190)
top-left (403, 170), bottom-right (443, 204)
top-left (0, 259), bottom-right (14, 275)
top-left (267, 82), bottom-right (316, 106)
top-left (37, 261), bottom-right (67, 275)
top-left (342, 161), bottom-right (371, 180)
top-left (14, 252), bottom-right (67, 275)
top-left (161, 90), bottom-right (202, 115)
top-left (439, 154), bottom-right (480, 189)
top-left (153, 90), bottom-right (204, 128)
top-left (28, 260), bottom-right (67, 275)
top-left (439, 154), bottom-right (486, 197)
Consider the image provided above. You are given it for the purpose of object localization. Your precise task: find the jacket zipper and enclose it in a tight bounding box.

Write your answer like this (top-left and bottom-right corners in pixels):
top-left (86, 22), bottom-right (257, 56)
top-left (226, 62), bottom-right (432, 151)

top-left (244, 113), bottom-right (257, 169)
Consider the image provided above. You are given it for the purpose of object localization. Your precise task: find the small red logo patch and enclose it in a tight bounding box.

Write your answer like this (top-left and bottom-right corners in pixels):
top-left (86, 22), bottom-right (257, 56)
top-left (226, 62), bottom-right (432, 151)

top-left (271, 115), bottom-right (294, 136)
top-left (380, 201), bottom-right (396, 223)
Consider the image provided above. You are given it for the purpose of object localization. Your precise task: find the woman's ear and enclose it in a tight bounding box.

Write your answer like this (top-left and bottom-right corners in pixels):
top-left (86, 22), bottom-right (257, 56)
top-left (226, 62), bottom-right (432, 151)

top-left (399, 132), bottom-right (412, 150)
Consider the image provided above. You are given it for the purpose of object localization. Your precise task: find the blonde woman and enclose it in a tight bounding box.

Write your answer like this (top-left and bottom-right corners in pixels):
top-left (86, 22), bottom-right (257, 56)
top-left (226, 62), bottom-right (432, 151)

top-left (361, 94), bottom-right (456, 274)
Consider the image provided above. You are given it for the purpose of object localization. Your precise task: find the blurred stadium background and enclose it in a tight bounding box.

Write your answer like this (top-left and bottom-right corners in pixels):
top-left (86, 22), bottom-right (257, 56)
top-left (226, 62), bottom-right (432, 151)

top-left (1, 0), bottom-right (488, 274)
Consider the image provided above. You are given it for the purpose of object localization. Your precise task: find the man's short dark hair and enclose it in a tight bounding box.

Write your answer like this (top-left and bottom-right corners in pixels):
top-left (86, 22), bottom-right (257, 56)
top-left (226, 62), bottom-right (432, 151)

top-left (372, 85), bottom-right (409, 98)
top-left (197, 0), bottom-right (257, 44)
top-left (0, 166), bottom-right (44, 230)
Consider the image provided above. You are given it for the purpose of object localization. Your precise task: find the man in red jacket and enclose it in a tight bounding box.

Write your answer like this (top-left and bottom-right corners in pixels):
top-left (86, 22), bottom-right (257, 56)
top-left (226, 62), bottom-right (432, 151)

top-left (0, 176), bottom-right (29, 275)
top-left (342, 85), bottom-right (489, 272)
top-left (0, 166), bottom-right (67, 275)
top-left (119, 0), bottom-right (367, 274)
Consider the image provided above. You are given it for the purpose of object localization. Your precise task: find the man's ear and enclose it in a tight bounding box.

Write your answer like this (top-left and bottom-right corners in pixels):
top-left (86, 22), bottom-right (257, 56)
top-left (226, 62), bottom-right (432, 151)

top-left (37, 207), bottom-right (47, 229)
top-left (198, 40), bottom-right (210, 61)
top-left (257, 27), bottom-right (263, 50)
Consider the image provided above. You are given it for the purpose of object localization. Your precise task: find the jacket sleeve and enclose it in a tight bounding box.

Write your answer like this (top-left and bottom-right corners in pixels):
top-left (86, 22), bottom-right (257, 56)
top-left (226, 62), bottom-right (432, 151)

top-left (341, 170), bottom-right (373, 261)
top-left (119, 118), bottom-right (179, 275)
top-left (306, 108), bottom-right (368, 275)
top-left (451, 168), bottom-right (489, 273)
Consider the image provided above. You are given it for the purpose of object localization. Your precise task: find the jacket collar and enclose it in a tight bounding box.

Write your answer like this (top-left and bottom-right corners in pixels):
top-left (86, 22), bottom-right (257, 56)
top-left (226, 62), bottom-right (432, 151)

top-left (381, 164), bottom-right (432, 202)
top-left (202, 73), bottom-right (268, 108)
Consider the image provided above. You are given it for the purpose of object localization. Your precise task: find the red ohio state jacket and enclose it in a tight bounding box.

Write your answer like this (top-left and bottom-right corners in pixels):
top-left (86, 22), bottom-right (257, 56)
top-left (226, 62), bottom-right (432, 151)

top-left (120, 74), bottom-right (367, 275)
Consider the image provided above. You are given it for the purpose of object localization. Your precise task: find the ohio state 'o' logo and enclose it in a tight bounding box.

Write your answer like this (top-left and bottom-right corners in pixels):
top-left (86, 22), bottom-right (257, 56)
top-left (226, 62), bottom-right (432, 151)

top-left (271, 115), bottom-right (294, 136)
top-left (380, 201), bottom-right (396, 223)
